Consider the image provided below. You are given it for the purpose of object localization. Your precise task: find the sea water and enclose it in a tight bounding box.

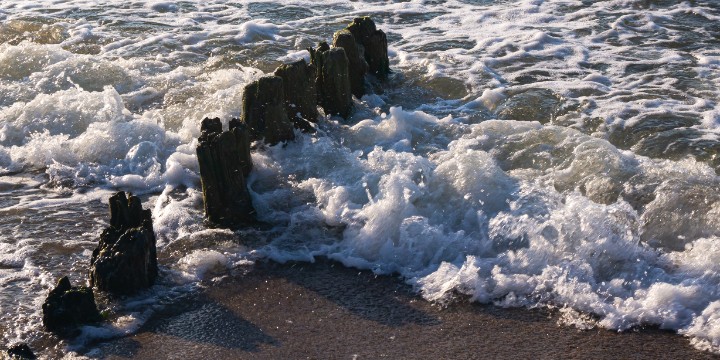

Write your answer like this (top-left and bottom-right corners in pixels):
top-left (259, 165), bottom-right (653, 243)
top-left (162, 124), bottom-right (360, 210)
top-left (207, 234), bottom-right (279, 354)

top-left (1, 0), bottom-right (720, 356)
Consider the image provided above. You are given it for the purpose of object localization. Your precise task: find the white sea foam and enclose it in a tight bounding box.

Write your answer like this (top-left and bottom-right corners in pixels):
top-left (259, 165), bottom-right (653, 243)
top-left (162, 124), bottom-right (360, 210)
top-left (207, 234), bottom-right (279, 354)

top-left (178, 249), bottom-right (229, 280)
top-left (1, 0), bottom-right (720, 356)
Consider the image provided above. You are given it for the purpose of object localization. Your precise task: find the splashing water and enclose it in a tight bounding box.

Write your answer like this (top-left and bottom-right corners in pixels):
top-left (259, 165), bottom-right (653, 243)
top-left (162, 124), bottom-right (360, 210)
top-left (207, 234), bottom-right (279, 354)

top-left (1, 0), bottom-right (720, 355)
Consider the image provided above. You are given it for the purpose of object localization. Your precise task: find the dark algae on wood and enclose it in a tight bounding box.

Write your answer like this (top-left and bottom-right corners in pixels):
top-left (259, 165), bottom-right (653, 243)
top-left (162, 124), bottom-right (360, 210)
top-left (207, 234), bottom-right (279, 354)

top-left (241, 76), bottom-right (295, 145)
top-left (306, 16), bottom-right (390, 119)
top-left (196, 117), bottom-right (255, 228)
top-left (332, 29), bottom-right (368, 98)
top-left (192, 16), bottom-right (392, 228)
top-left (347, 17), bottom-right (390, 79)
top-left (229, 118), bottom-right (253, 177)
top-left (273, 59), bottom-right (318, 132)
top-left (310, 42), bottom-right (353, 119)
top-left (89, 191), bottom-right (158, 295)
top-left (42, 276), bottom-right (101, 336)
top-left (6, 343), bottom-right (36, 359)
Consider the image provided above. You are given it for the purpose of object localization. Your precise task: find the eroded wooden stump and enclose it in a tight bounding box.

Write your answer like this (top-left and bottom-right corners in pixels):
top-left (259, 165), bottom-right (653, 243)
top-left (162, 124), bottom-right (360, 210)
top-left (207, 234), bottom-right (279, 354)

top-left (310, 42), bottom-right (353, 119)
top-left (274, 59), bottom-right (318, 132)
top-left (229, 118), bottom-right (253, 177)
top-left (42, 276), bottom-right (102, 336)
top-left (6, 343), bottom-right (36, 359)
top-left (90, 191), bottom-right (158, 295)
top-left (347, 16), bottom-right (390, 79)
top-left (333, 29), bottom-right (368, 98)
top-left (197, 117), bottom-right (255, 227)
top-left (241, 76), bottom-right (295, 145)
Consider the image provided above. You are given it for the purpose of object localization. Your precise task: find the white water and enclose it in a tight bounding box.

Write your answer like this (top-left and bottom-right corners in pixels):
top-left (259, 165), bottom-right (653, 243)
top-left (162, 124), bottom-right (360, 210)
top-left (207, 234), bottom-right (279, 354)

top-left (1, 0), bottom-right (720, 356)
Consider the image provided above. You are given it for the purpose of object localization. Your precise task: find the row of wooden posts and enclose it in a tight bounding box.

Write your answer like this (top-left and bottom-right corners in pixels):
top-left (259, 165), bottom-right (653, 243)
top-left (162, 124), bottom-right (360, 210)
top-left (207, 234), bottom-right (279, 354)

top-left (198, 17), bottom-right (390, 227)
top-left (35, 17), bottom-right (390, 340)
top-left (42, 192), bottom-right (158, 337)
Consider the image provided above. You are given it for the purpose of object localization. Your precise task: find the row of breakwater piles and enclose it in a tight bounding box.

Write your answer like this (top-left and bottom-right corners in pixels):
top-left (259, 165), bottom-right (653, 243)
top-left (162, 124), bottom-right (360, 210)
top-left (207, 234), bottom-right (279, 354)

top-left (3, 16), bottom-right (390, 358)
top-left (3, 0), bottom-right (720, 357)
top-left (195, 17), bottom-right (389, 228)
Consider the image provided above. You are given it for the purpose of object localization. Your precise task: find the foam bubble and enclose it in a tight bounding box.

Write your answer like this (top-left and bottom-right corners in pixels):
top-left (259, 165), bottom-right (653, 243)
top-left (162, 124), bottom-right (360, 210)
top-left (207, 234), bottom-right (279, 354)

top-left (149, 2), bottom-right (178, 13)
top-left (178, 250), bottom-right (229, 281)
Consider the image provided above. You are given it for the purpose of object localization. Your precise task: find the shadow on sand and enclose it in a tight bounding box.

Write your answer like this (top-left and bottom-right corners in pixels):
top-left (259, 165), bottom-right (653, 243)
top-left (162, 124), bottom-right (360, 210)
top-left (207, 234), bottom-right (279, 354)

top-left (90, 293), bottom-right (278, 359)
top-left (255, 258), bottom-right (440, 327)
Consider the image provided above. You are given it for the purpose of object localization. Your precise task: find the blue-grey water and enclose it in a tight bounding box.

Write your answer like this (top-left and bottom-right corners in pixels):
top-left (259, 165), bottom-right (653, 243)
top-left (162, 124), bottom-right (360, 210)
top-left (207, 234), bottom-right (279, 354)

top-left (1, 0), bottom-right (720, 357)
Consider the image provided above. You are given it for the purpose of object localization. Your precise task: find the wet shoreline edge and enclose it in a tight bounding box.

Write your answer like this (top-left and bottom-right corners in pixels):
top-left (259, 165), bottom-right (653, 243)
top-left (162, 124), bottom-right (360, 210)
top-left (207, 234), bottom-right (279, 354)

top-left (89, 258), bottom-right (719, 359)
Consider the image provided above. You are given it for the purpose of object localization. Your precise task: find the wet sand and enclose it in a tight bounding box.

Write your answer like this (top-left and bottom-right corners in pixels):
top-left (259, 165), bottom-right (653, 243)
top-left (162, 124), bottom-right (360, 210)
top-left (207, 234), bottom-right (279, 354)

top-left (92, 259), bottom-right (719, 359)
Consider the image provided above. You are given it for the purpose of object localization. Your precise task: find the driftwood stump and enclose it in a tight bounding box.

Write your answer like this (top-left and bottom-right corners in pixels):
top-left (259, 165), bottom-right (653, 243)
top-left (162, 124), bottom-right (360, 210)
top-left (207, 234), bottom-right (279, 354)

top-left (196, 117), bottom-right (255, 227)
top-left (333, 29), bottom-right (368, 98)
top-left (347, 17), bottom-right (390, 79)
top-left (274, 59), bottom-right (318, 132)
top-left (42, 276), bottom-right (102, 335)
top-left (310, 42), bottom-right (353, 119)
top-left (6, 344), bottom-right (36, 359)
top-left (90, 191), bottom-right (158, 295)
top-left (241, 76), bottom-right (295, 145)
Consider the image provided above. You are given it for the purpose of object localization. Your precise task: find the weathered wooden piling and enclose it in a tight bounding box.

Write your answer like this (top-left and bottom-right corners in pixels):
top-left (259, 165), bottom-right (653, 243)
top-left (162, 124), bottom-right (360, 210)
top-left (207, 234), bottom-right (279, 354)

top-left (196, 117), bottom-right (255, 227)
top-left (332, 29), bottom-right (368, 98)
top-left (42, 276), bottom-right (102, 335)
top-left (310, 42), bottom-right (353, 119)
top-left (273, 59), bottom-right (318, 132)
top-left (89, 191), bottom-right (158, 295)
top-left (241, 76), bottom-right (295, 144)
top-left (6, 343), bottom-right (36, 359)
top-left (347, 16), bottom-right (390, 79)
top-left (229, 117), bottom-right (253, 177)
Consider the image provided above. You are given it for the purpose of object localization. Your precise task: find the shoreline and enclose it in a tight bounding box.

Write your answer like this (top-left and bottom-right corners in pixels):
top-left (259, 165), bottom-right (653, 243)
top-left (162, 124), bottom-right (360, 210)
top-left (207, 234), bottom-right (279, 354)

top-left (89, 259), bottom-right (719, 359)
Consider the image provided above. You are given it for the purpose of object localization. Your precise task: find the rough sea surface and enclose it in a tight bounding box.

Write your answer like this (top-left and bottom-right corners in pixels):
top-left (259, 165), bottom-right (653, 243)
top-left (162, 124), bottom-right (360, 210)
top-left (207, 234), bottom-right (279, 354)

top-left (1, 0), bottom-right (720, 356)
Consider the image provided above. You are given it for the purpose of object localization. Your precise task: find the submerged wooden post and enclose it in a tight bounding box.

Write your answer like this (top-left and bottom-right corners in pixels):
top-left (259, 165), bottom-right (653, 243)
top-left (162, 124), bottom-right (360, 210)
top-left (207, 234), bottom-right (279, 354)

top-left (6, 344), bottom-right (37, 359)
top-left (241, 76), bottom-right (295, 145)
top-left (310, 41), bottom-right (353, 119)
top-left (196, 117), bottom-right (255, 227)
top-left (347, 16), bottom-right (390, 79)
top-left (89, 191), bottom-right (158, 295)
top-left (333, 29), bottom-right (368, 98)
top-left (273, 59), bottom-right (318, 132)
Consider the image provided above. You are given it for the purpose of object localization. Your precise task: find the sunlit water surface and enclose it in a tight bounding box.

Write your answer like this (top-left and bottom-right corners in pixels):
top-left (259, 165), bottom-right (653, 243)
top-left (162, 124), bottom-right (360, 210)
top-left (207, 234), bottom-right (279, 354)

top-left (1, 0), bottom-right (720, 356)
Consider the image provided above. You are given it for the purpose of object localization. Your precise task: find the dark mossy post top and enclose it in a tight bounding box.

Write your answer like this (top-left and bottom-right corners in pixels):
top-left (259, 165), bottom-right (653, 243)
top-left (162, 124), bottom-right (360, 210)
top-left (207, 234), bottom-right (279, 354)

top-left (42, 276), bottom-right (102, 336)
top-left (199, 116), bottom-right (223, 141)
top-left (108, 191), bottom-right (150, 230)
top-left (346, 16), bottom-right (390, 79)
top-left (347, 16), bottom-right (378, 43)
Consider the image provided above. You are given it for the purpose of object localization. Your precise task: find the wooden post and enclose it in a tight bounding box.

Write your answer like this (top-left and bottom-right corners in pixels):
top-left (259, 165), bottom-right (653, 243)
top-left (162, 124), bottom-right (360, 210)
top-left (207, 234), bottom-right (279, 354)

top-left (333, 29), bottom-right (368, 98)
top-left (7, 344), bottom-right (36, 359)
top-left (241, 76), bottom-right (295, 145)
top-left (347, 17), bottom-right (390, 79)
top-left (310, 42), bottom-right (353, 119)
top-left (196, 118), bottom-right (255, 227)
top-left (42, 276), bottom-right (102, 336)
top-left (274, 59), bottom-right (318, 132)
top-left (90, 191), bottom-right (159, 295)
top-left (229, 118), bottom-right (253, 177)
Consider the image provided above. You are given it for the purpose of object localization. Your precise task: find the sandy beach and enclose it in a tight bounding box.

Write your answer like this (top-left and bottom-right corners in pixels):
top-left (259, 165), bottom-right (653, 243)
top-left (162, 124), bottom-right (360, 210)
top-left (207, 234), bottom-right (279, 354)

top-left (89, 259), bottom-right (719, 359)
top-left (4, 1), bottom-right (720, 357)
